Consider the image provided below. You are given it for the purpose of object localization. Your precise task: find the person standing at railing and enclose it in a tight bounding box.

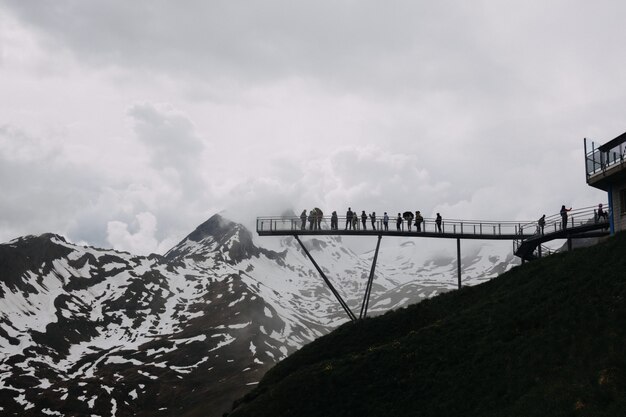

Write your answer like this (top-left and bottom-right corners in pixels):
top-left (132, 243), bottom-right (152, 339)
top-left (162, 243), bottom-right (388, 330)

top-left (346, 207), bottom-right (354, 230)
top-left (308, 210), bottom-right (315, 230)
top-left (300, 210), bottom-right (307, 230)
top-left (370, 212), bottom-right (377, 230)
top-left (331, 211), bottom-right (338, 230)
top-left (537, 214), bottom-right (546, 235)
top-left (403, 211), bottom-right (413, 232)
top-left (353, 211), bottom-right (359, 230)
top-left (396, 213), bottom-right (402, 231)
top-left (436, 213), bottom-right (442, 233)
top-left (560, 205), bottom-right (572, 229)
top-left (383, 212), bottom-right (389, 231)
top-left (315, 208), bottom-right (323, 230)
top-left (415, 211), bottom-right (423, 232)
top-left (361, 210), bottom-right (368, 230)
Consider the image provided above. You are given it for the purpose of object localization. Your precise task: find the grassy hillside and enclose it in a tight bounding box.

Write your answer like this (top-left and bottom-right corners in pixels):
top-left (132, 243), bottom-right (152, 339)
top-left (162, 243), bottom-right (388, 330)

top-left (227, 233), bottom-right (626, 417)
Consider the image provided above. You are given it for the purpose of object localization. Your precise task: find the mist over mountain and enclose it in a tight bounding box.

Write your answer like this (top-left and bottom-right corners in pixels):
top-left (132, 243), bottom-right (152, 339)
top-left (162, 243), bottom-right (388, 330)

top-left (0, 214), bottom-right (518, 416)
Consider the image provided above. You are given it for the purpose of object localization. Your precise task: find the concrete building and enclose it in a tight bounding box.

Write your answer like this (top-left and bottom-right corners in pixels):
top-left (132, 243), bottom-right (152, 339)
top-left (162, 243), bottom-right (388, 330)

top-left (585, 131), bottom-right (626, 234)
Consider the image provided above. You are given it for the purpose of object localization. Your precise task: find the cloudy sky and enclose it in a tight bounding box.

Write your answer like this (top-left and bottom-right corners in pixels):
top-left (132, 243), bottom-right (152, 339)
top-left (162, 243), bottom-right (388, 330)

top-left (1, 1), bottom-right (624, 255)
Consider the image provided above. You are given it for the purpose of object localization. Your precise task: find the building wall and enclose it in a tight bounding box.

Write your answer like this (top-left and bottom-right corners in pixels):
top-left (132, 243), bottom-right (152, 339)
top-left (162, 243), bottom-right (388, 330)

top-left (611, 178), bottom-right (626, 232)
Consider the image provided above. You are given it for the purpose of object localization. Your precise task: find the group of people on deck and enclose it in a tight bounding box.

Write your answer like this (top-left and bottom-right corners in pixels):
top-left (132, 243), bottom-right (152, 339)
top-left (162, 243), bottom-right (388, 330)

top-left (301, 203), bottom-right (609, 235)
top-left (300, 208), bottom-right (443, 233)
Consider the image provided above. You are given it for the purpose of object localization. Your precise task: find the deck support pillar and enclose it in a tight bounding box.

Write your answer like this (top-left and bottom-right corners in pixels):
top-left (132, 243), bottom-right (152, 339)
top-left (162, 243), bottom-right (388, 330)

top-left (294, 235), bottom-right (356, 322)
top-left (456, 238), bottom-right (462, 289)
top-left (360, 235), bottom-right (382, 319)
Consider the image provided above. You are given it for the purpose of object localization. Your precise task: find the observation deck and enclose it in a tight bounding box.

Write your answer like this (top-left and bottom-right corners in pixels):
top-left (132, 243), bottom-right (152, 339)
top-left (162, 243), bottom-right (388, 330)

top-left (256, 205), bottom-right (609, 322)
top-left (257, 206), bottom-right (607, 245)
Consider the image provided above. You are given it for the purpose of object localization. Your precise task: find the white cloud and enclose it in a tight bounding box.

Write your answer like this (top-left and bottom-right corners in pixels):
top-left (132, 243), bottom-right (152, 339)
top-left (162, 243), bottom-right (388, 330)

top-left (106, 212), bottom-right (159, 256)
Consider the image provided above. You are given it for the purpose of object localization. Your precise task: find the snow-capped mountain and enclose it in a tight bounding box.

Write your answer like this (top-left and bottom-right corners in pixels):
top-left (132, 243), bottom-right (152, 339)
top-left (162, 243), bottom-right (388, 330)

top-left (0, 214), bottom-right (518, 417)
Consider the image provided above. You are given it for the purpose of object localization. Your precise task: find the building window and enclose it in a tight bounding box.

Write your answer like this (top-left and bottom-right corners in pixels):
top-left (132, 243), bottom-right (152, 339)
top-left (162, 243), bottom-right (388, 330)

top-left (621, 189), bottom-right (626, 214)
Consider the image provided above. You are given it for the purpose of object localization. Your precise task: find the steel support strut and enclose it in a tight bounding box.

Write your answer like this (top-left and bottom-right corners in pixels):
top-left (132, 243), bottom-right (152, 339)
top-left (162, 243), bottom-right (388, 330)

top-left (294, 235), bottom-right (357, 322)
top-left (456, 238), bottom-right (462, 289)
top-left (360, 235), bottom-right (382, 319)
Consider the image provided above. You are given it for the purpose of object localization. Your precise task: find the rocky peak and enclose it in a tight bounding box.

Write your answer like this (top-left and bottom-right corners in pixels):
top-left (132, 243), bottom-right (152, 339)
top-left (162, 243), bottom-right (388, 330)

top-left (165, 214), bottom-right (285, 264)
top-left (0, 233), bottom-right (74, 296)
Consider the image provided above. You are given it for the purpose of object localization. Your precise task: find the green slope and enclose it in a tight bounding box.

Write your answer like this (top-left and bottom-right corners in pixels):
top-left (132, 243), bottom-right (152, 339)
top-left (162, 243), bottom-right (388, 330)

top-left (228, 233), bottom-right (626, 417)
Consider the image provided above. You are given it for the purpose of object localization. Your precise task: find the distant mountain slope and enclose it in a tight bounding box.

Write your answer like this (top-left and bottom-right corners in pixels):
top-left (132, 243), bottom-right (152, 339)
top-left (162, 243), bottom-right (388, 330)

top-left (228, 233), bottom-right (626, 417)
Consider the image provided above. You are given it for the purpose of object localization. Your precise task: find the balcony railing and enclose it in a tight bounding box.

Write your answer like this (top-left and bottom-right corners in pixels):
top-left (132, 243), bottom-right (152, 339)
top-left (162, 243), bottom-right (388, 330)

top-left (585, 137), bottom-right (626, 179)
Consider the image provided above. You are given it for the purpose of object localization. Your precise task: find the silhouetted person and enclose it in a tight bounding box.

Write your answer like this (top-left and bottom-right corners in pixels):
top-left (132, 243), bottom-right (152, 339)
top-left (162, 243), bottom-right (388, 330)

top-left (370, 212), bottom-right (376, 230)
top-left (315, 208), bottom-right (323, 230)
top-left (538, 214), bottom-right (546, 235)
top-left (383, 212), bottom-right (389, 231)
top-left (560, 205), bottom-right (571, 229)
top-left (300, 210), bottom-right (307, 230)
top-left (403, 211), bottom-right (413, 232)
top-left (346, 207), bottom-right (353, 230)
top-left (435, 213), bottom-right (442, 233)
top-left (308, 210), bottom-right (315, 230)
top-left (597, 204), bottom-right (608, 222)
top-left (396, 213), bottom-right (402, 231)
top-left (361, 210), bottom-right (367, 230)
top-left (415, 211), bottom-right (423, 232)
top-left (353, 213), bottom-right (359, 230)
top-left (331, 211), bottom-right (338, 230)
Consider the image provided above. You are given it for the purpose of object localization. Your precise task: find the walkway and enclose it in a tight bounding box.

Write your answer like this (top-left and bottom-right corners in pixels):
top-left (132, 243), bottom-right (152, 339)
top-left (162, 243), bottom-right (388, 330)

top-left (257, 205), bottom-right (608, 247)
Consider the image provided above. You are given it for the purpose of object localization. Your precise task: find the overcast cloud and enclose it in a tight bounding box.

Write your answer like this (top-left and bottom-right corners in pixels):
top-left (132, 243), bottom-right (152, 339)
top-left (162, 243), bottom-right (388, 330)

top-left (0, 1), bottom-right (624, 255)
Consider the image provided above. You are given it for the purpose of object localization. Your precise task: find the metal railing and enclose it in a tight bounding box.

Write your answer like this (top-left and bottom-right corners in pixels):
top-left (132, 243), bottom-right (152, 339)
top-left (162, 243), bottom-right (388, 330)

top-left (258, 204), bottom-right (608, 241)
top-left (257, 216), bottom-right (534, 236)
top-left (585, 138), bottom-right (626, 178)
